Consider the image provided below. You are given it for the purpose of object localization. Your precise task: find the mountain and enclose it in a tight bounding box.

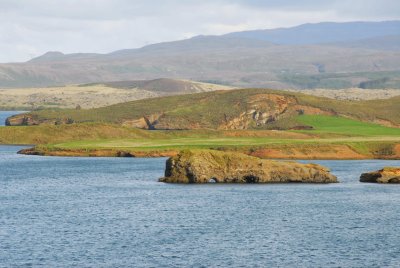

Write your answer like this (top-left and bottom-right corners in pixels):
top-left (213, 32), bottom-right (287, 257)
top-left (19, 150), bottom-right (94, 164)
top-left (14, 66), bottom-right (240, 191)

top-left (29, 51), bottom-right (100, 63)
top-left (7, 88), bottom-right (400, 130)
top-left (224, 21), bottom-right (400, 45)
top-left (0, 21), bottom-right (400, 89)
top-left (109, 36), bottom-right (275, 57)
top-left (328, 35), bottom-right (400, 51)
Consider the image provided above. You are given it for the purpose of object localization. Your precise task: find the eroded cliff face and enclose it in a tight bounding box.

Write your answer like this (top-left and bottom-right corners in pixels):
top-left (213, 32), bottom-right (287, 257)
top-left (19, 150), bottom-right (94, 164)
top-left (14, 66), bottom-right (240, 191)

top-left (122, 113), bottom-right (164, 129)
top-left (218, 94), bottom-right (293, 129)
top-left (160, 150), bottom-right (338, 184)
top-left (218, 94), bottom-right (333, 130)
top-left (360, 167), bottom-right (400, 183)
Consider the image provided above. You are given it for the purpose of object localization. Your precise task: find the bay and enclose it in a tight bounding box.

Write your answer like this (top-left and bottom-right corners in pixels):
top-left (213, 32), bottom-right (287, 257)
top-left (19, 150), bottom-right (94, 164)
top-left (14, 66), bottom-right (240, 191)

top-left (1, 145), bottom-right (399, 267)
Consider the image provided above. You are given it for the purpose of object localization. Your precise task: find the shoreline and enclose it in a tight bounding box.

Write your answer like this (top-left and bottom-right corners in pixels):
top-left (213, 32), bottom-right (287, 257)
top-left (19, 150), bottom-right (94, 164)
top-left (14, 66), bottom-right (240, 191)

top-left (0, 143), bottom-right (33, 146)
top-left (18, 146), bottom-right (400, 160)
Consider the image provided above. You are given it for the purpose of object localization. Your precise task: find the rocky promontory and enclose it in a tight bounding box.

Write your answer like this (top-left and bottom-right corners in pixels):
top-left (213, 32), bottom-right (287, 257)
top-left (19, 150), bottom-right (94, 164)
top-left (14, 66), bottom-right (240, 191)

top-left (159, 150), bottom-right (338, 183)
top-left (360, 167), bottom-right (400, 183)
top-left (5, 114), bottom-right (38, 126)
top-left (6, 113), bottom-right (75, 126)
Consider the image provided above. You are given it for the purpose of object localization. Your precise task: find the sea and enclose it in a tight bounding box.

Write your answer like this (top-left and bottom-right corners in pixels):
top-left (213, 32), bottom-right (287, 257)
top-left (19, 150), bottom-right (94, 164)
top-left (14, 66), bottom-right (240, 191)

top-left (1, 111), bottom-right (400, 267)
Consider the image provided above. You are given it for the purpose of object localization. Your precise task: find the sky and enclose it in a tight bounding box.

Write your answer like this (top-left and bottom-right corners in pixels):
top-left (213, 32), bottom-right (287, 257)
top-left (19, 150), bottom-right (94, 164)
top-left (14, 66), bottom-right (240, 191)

top-left (1, 0), bottom-right (399, 62)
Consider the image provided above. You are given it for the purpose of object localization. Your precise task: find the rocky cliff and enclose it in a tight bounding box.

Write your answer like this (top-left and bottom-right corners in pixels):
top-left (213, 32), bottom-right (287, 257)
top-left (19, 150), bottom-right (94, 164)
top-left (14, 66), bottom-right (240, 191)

top-left (160, 150), bottom-right (338, 183)
top-left (360, 167), bottom-right (400, 183)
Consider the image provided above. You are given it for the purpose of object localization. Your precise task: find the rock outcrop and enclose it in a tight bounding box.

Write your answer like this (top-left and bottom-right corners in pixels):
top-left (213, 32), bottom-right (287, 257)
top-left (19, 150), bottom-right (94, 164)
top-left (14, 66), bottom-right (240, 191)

top-left (6, 114), bottom-right (38, 126)
top-left (122, 113), bottom-right (165, 130)
top-left (159, 150), bottom-right (338, 183)
top-left (360, 167), bottom-right (400, 183)
top-left (218, 94), bottom-right (334, 130)
top-left (6, 113), bottom-right (74, 126)
top-left (219, 94), bottom-right (296, 130)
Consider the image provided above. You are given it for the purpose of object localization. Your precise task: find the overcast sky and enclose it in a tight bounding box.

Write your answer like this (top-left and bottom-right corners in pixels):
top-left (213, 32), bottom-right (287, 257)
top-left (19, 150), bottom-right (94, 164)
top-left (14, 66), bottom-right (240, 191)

top-left (1, 0), bottom-right (399, 62)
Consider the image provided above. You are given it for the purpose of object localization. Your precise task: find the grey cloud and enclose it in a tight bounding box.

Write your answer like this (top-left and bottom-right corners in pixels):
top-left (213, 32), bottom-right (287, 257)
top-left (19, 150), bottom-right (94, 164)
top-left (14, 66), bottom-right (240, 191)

top-left (0, 0), bottom-right (399, 62)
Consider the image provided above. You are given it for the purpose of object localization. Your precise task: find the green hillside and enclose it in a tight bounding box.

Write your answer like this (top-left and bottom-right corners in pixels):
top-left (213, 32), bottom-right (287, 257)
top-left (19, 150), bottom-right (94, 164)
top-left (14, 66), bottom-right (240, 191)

top-left (297, 115), bottom-right (400, 136)
top-left (11, 88), bottom-right (400, 130)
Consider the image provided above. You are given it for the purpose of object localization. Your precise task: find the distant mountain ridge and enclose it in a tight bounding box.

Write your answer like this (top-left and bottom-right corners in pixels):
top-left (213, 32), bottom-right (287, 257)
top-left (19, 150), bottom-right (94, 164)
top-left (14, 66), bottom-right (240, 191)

top-left (1, 20), bottom-right (400, 89)
top-left (224, 21), bottom-right (400, 45)
top-left (29, 51), bottom-right (101, 63)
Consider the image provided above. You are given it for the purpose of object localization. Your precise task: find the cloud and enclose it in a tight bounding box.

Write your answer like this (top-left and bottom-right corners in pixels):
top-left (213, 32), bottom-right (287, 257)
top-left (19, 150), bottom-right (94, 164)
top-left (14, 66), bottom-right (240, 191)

top-left (0, 0), bottom-right (398, 62)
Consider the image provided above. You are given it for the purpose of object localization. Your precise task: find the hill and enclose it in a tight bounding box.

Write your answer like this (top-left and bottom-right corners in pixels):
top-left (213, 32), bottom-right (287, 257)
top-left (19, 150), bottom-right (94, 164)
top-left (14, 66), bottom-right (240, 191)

top-left (0, 78), bottom-right (234, 110)
top-left (6, 88), bottom-right (400, 130)
top-left (0, 21), bottom-right (400, 89)
top-left (86, 78), bottom-right (233, 94)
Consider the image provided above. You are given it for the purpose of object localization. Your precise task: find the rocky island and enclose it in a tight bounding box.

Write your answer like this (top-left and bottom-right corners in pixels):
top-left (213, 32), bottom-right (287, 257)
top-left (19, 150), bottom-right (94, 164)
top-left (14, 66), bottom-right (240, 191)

top-left (360, 167), bottom-right (400, 183)
top-left (159, 150), bottom-right (338, 184)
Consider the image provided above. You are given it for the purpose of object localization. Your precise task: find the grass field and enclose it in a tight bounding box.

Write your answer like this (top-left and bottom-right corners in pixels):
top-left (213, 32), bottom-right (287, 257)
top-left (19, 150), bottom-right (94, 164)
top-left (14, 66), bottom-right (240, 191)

top-left (297, 115), bottom-right (400, 136)
top-left (31, 135), bottom-right (399, 159)
top-left (48, 135), bottom-right (400, 152)
top-left (2, 115), bottom-right (399, 146)
top-left (2, 115), bottom-right (399, 159)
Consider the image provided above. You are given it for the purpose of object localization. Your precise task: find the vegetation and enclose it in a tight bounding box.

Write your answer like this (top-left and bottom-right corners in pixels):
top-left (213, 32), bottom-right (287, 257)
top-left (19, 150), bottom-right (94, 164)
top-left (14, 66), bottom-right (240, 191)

top-left (0, 79), bottom-right (233, 110)
top-left (18, 88), bottom-right (400, 129)
top-left (1, 118), bottom-right (399, 159)
top-left (281, 71), bottom-right (400, 89)
top-left (279, 73), bottom-right (352, 89)
top-left (297, 115), bottom-right (400, 136)
top-left (2, 88), bottom-right (399, 159)
top-left (359, 77), bottom-right (390, 89)
top-left (0, 123), bottom-right (162, 145)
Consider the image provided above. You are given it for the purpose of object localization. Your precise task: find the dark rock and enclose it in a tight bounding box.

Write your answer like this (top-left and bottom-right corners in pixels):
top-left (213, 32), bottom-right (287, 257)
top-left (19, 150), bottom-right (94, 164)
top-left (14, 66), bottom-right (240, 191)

top-left (116, 151), bottom-right (134, 157)
top-left (360, 167), bottom-right (400, 183)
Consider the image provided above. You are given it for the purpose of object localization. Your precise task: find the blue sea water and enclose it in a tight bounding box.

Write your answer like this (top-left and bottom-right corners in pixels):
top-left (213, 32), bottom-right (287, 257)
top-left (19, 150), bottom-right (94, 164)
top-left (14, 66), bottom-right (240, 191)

top-left (0, 144), bottom-right (400, 267)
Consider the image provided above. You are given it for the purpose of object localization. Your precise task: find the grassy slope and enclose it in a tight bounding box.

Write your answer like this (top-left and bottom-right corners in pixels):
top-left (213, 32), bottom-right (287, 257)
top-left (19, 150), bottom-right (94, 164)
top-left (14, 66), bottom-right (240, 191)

top-left (3, 89), bottom-right (399, 159)
top-left (0, 123), bottom-right (314, 145)
top-left (27, 89), bottom-right (400, 128)
top-left (297, 94), bottom-right (400, 125)
top-left (50, 115), bottom-right (400, 150)
top-left (0, 124), bottom-right (165, 145)
top-left (2, 116), bottom-right (399, 159)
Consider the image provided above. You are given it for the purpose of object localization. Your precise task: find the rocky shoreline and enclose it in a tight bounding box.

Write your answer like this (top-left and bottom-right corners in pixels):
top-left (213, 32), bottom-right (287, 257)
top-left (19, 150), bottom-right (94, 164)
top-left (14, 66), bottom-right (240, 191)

top-left (17, 147), bottom-right (178, 158)
top-left (17, 145), bottom-right (400, 160)
top-left (16, 146), bottom-right (400, 184)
